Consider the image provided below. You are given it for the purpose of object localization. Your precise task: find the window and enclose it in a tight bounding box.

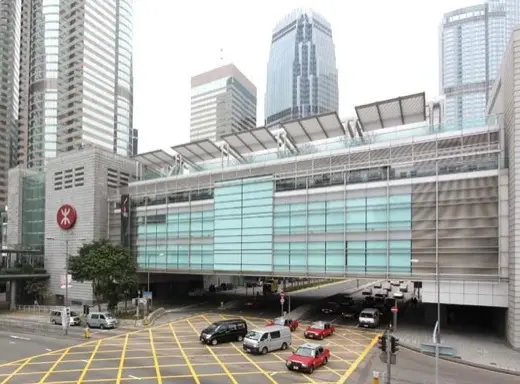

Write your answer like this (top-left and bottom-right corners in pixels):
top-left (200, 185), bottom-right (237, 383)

top-left (91, 314), bottom-right (99, 319)
top-left (270, 331), bottom-right (281, 339)
top-left (228, 323), bottom-right (237, 331)
top-left (260, 333), bottom-right (268, 341)
top-left (237, 323), bottom-right (245, 330)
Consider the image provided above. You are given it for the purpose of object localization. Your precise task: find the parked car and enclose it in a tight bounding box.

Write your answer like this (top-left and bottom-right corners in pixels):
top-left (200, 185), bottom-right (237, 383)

top-left (321, 302), bottom-right (341, 315)
top-left (243, 325), bottom-right (291, 354)
top-left (382, 282), bottom-right (391, 291)
top-left (199, 319), bottom-right (247, 345)
top-left (399, 283), bottom-right (408, 293)
top-left (390, 280), bottom-right (400, 287)
top-left (304, 321), bottom-right (335, 340)
top-left (374, 289), bottom-right (388, 299)
top-left (373, 282), bottom-right (382, 289)
top-left (393, 291), bottom-right (404, 299)
top-left (362, 287), bottom-right (372, 296)
top-left (286, 343), bottom-right (331, 374)
top-left (85, 312), bottom-right (117, 329)
top-left (50, 310), bottom-right (81, 326)
top-left (266, 317), bottom-right (299, 331)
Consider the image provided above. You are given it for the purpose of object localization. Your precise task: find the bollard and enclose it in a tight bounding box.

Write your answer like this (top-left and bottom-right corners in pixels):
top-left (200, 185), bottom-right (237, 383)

top-left (220, 301), bottom-right (224, 308)
top-left (372, 370), bottom-right (380, 384)
top-left (143, 318), bottom-right (149, 326)
top-left (84, 327), bottom-right (91, 339)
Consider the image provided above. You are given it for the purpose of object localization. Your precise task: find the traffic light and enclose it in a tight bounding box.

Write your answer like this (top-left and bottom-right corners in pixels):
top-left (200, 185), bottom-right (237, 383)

top-left (65, 307), bottom-right (70, 318)
top-left (378, 335), bottom-right (387, 352)
top-left (390, 336), bottom-right (400, 353)
top-left (83, 304), bottom-right (90, 315)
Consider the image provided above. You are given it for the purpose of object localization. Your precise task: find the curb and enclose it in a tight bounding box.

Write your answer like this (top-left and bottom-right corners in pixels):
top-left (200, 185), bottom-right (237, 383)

top-left (401, 342), bottom-right (520, 377)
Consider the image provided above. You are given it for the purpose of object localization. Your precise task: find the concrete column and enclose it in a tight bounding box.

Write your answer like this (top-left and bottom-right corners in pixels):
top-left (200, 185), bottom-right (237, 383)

top-left (9, 280), bottom-right (16, 310)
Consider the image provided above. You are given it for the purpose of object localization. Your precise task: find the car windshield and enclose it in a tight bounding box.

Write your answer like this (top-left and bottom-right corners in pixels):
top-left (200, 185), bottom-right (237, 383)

top-left (295, 347), bottom-right (315, 358)
top-left (70, 312), bottom-right (78, 317)
top-left (105, 314), bottom-right (114, 319)
top-left (204, 324), bottom-right (218, 333)
top-left (273, 317), bottom-right (285, 325)
top-left (361, 313), bottom-right (374, 318)
top-left (246, 331), bottom-right (262, 340)
top-left (310, 322), bottom-right (325, 330)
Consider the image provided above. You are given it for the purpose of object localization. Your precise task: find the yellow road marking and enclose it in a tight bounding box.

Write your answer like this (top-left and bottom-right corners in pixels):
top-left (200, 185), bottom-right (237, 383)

top-left (169, 323), bottom-right (200, 384)
top-left (0, 354), bottom-right (36, 384)
top-left (77, 339), bottom-right (102, 383)
top-left (148, 328), bottom-right (163, 384)
top-left (338, 335), bottom-right (378, 383)
top-left (38, 347), bottom-right (71, 383)
top-left (186, 317), bottom-right (238, 384)
top-left (116, 333), bottom-right (129, 383)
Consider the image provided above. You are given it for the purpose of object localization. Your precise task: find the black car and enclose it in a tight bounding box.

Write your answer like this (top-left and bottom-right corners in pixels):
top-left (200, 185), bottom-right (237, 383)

top-left (321, 302), bottom-right (341, 315)
top-left (200, 319), bottom-right (247, 346)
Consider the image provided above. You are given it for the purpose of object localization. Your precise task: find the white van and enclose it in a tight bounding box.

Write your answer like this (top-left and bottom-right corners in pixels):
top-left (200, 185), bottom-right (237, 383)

top-left (243, 325), bottom-right (292, 355)
top-left (358, 308), bottom-right (380, 328)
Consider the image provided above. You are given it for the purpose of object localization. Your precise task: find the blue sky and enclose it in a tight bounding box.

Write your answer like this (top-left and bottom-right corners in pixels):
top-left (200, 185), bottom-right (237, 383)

top-left (133, 0), bottom-right (477, 152)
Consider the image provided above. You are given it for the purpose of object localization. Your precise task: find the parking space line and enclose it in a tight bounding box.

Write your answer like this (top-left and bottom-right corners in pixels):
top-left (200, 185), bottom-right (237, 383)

top-left (77, 339), bottom-right (102, 383)
top-left (38, 347), bottom-right (72, 383)
top-left (186, 317), bottom-right (238, 384)
top-left (148, 328), bottom-right (163, 384)
top-left (214, 314), bottom-right (278, 384)
top-left (0, 355), bottom-right (35, 384)
top-left (338, 335), bottom-right (378, 384)
top-left (169, 322), bottom-right (200, 384)
top-left (116, 333), bottom-right (129, 383)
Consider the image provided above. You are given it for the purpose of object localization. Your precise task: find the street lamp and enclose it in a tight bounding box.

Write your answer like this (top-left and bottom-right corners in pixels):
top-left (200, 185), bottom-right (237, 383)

top-left (410, 258), bottom-right (440, 384)
top-left (46, 236), bottom-right (86, 335)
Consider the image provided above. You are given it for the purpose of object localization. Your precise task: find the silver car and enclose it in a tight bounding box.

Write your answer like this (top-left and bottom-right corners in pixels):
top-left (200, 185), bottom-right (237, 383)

top-left (85, 312), bottom-right (117, 329)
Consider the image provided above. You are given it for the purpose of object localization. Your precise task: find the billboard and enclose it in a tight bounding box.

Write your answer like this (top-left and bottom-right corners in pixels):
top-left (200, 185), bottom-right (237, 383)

top-left (121, 194), bottom-right (130, 247)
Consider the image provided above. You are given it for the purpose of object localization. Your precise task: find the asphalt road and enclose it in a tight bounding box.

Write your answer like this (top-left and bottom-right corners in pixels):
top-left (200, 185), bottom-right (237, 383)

top-left (355, 347), bottom-right (520, 384)
top-left (289, 278), bottom-right (375, 299)
top-left (0, 330), bottom-right (78, 364)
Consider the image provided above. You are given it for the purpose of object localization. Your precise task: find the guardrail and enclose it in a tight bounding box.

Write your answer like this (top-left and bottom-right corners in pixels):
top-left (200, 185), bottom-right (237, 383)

top-left (15, 305), bottom-right (62, 314)
top-left (145, 307), bottom-right (165, 325)
top-left (420, 343), bottom-right (458, 357)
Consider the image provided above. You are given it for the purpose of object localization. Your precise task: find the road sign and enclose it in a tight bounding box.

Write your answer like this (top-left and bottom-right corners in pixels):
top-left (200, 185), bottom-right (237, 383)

top-left (280, 291), bottom-right (285, 297)
top-left (391, 306), bottom-right (398, 314)
top-left (60, 274), bottom-right (72, 289)
top-left (280, 298), bottom-right (285, 304)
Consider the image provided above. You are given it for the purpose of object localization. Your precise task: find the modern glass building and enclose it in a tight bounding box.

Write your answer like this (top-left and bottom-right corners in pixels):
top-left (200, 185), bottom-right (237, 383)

top-left (440, 0), bottom-right (520, 126)
top-left (264, 9), bottom-right (339, 127)
top-left (190, 64), bottom-right (257, 142)
top-left (17, 0), bottom-right (135, 169)
top-left (114, 92), bottom-right (502, 282)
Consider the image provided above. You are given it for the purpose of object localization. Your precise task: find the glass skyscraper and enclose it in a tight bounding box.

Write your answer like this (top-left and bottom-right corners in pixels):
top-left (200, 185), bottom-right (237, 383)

top-left (264, 9), bottom-right (339, 126)
top-left (440, 0), bottom-right (520, 126)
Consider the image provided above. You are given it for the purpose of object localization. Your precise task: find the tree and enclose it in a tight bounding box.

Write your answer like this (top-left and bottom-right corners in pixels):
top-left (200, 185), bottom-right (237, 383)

top-left (25, 279), bottom-right (47, 303)
top-left (68, 239), bottom-right (138, 311)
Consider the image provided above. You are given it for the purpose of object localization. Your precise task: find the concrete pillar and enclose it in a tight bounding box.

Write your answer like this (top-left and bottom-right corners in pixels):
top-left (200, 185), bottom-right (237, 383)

top-left (9, 280), bottom-right (16, 310)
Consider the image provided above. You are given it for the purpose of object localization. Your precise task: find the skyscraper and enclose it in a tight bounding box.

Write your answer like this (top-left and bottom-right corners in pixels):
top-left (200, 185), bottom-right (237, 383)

top-left (0, 0), bottom-right (22, 205)
top-left (264, 9), bottom-right (339, 127)
top-left (440, 0), bottom-right (520, 125)
top-left (17, 0), bottom-right (134, 169)
top-left (190, 64), bottom-right (257, 142)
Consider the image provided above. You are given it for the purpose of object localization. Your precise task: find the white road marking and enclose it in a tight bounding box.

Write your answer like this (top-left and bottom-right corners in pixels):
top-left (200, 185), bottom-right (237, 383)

top-left (10, 335), bottom-right (31, 341)
top-left (9, 341), bottom-right (15, 344)
top-left (45, 348), bottom-right (52, 351)
top-left (270, 372), bottom-right (278, 376)
top-left (128, 375), bottom-right (142, 380)
top-left (82, 359), bottom-right (88, 363)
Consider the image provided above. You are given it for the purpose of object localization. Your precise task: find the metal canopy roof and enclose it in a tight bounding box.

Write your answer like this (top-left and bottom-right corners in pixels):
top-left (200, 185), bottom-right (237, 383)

top-left (281, 112), bottom-right (345, 145)
top-left (133, 149), bottom-right (174, 168)
top-left (221, 126), bottom-right (278, 155)
top-left (171, 139), bottom-right (222, 163)
top-left (355, 92), bottom-right (426, 132)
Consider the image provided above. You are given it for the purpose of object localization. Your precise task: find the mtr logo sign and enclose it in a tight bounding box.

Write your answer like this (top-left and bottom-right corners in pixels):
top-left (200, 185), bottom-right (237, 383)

top-left (56, 204), bottom-right (77, 230)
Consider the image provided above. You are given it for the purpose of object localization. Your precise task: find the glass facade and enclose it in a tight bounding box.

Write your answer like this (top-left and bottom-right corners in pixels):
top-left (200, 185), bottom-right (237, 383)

top-left (21, 173), bottom-right (45, 247)
top-left (264, 9), bottom-right (338, 126)
top-left (441, 0), bottom-right (520, 126)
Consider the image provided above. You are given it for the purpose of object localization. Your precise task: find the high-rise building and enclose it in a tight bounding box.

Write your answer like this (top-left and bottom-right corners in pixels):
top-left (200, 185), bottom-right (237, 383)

top-left (16, 0), bottom-right (134, 169)
top-left (190, 64), bottom-right (257, 142)
top-left (440, 0), bottom-right (520, 126)
top-left (264, 9), bottom-right (339, 127)
top-left (0, 0), bottom-right (22, 206)
top-left (132, 129), bottom-right (138, 156)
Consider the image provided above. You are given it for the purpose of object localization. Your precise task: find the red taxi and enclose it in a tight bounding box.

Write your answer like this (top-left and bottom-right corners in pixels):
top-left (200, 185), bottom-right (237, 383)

top-left (304, 321), bottom-right (335, 340)
top-left (266, 317), bottom-right (299, 331)
top-left (286, 343), bottom-right (330, 374)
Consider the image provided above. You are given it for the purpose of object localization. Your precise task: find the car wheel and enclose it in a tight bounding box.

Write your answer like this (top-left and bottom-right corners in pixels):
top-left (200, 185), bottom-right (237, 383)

top-left (308, 365), bottom-right (314, 374)
top-left (281, 342), bottom-right (288, 350)
top-left (290, 327), bottom-right (295, 332)
top-left (100, 324), bottom-right (104, 330)
top-left (323, 357), bottom-right (328, 365)
top-left (211, 339), bottom-right (218, 346)
top-left (262, 347), bottom-right (268, 355)
top-left (319, 334), bottom-right (324, 340)
top-left (237, 335), bottom-right (243, 342)
top-left (51, 320), bottom-right (56, 325)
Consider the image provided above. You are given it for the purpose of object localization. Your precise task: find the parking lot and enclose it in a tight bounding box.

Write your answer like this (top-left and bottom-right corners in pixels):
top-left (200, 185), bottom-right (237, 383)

top-left (0, 313), bottom-right (378, 384)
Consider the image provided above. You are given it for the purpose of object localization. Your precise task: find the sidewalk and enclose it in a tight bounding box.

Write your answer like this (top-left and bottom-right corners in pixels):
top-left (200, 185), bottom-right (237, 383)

top-left (396, 324), bottom-right (520, 374)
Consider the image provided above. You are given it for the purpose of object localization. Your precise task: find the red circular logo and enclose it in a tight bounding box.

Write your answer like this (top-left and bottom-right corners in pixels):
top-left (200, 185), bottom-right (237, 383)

top-left (56, 204), bottom-right (77, 230)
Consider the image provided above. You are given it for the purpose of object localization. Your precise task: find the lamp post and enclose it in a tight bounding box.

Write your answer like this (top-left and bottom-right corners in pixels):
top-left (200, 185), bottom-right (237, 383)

top-left (47, 236), bottom-right (86, 335)
top-left (410, 258), bottom-right (439, 384)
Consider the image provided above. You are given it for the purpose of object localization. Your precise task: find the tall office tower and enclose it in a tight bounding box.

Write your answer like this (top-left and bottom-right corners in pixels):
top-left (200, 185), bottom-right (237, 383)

top-left (0, 0), bottom-right (22, 205)
top-left (18, 0), bottom-right (134, 169)
top-left (190, 64), bottom-right (257, 142)
top-left (132, 129), bottom-right (138, 156)
top-left (440, 0), bottom-right (520, 126)
top-left (264, 9), bottom-right (339, 127)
